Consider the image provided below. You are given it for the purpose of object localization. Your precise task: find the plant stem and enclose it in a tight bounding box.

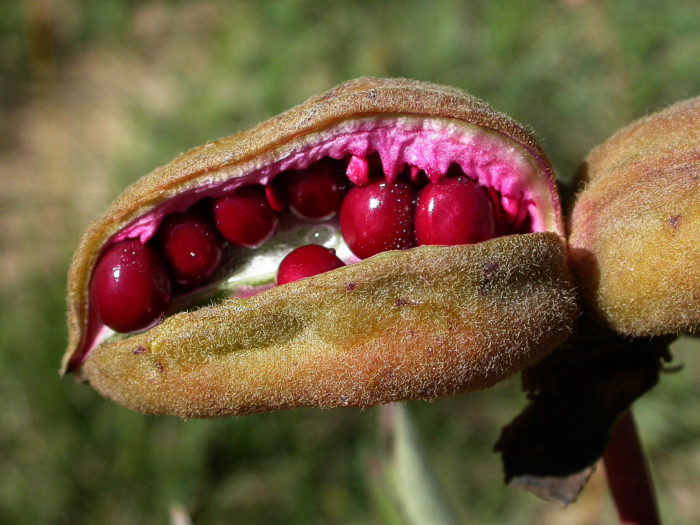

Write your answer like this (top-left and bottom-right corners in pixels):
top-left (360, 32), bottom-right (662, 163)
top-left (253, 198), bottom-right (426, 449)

top-left (374, 403), bottom-right (458, 525)
top-left (603, 410), bottom-right (661, 525)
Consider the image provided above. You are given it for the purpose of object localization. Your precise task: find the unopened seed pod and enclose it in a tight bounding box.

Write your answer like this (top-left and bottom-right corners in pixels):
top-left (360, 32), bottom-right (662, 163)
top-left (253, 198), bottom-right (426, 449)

top-left (569, 97), bottom-right (700, 336)
top-left (63, 78), bottom-right (578, 417)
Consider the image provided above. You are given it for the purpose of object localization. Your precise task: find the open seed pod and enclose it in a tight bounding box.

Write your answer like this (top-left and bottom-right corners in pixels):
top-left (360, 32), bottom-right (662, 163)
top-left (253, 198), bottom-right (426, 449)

top-left (63, 78), bottom-right (577, 417)
top-left (569, 96), bottom-right (700, 336)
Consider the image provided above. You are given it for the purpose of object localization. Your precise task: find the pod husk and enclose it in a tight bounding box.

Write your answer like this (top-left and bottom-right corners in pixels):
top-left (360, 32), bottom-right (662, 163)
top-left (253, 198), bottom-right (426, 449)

top-left (81, 232), bottom-right (577, 417)
top-left (63, 77), bottom-right (565, 375)
top-left (64, 78), bottom-right (575, 416)
top-left (569, 96), bottom-right (700, 336)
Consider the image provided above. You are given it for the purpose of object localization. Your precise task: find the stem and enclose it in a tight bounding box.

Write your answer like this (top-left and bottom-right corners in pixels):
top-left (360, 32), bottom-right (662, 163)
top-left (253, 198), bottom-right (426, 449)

top-left (603, 410), bottom-right (661, 525)
top-left (375, 404), bottom-right (458, 525)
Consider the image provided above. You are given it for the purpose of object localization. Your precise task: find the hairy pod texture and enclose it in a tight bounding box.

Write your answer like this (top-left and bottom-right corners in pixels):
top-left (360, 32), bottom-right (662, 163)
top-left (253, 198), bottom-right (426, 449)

top-left (569, 97), bottom-right (700, 336)
top-left (64, 78), bottom-right (577, 416)
top-left (83, 234), bottom-right (576, 417)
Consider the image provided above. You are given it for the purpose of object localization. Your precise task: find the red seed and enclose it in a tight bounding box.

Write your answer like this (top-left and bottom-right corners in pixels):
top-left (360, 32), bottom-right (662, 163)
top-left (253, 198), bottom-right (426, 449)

top-left (90, 239), bottom-right (172, 333)
top-left (414, 176), bottom-right (494, 246)
top-left (284, 159), bottom-right (345, 220)
top-left (265, 183), bottom-right (285, 212)
top-left (276, 244), bottom-right (346, 285)
top-left (488, 187), bottom-right (503, 225)
top-left (158, 210), bottom-right (224, 287)
top-left (339, 180), bottom-right (416, 259)
top-left (488, 187), bottom-right (511, 236)
top-left (213, 185), bottom-right (278, 248)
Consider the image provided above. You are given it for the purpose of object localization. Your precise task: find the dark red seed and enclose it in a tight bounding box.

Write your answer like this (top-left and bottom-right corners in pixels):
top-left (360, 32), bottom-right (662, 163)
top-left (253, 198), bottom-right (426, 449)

top-left (265, 183), bottom-right (285, 212)
top-left (339, 180), bottom-right (416, 259)
top-left (276, 244), bottom-right (345, 285)
top-left (90, 239), bottom-right (172, 333)
top-left (414, 176), bottom-right (494, 246)
top-left (284, 159), bottom-right (345, 220)
top-left (212, 185), bottom-right (278, 248)
top-left (488, 187), bottom-right (511, 237)
top-left (158, 210), bottom-right (224, 287)
top-left (488, 187), bottom-right (503, 224)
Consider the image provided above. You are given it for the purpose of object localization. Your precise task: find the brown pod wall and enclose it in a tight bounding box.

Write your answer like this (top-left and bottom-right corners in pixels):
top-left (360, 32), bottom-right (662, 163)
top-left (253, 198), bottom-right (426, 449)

top-left (568, 96), bottom-right (700, 337)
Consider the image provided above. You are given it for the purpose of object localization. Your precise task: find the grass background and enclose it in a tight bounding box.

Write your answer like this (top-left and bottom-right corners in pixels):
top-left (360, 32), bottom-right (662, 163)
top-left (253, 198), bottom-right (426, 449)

top-left (1, 1), bottom-right (699, 523)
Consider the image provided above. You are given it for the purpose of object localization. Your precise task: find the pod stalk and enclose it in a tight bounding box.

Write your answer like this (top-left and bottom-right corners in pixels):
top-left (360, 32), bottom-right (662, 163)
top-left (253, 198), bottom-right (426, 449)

top-left (603, 410), bottom-right (661, 525)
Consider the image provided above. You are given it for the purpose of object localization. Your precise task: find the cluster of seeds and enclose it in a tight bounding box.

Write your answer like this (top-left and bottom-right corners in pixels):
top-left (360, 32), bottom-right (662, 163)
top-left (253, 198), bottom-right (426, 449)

top-left (90, 155), bottom-right (531, 334)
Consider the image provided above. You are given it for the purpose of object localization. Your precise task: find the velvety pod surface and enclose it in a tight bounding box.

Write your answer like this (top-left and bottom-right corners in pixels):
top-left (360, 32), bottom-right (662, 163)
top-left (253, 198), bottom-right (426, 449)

top-left (64, 78), bottom-right (576, 416)
top-left (83, 234), bottom-right (576, 417)
top-left (569, 96), bottom-right (700, 336)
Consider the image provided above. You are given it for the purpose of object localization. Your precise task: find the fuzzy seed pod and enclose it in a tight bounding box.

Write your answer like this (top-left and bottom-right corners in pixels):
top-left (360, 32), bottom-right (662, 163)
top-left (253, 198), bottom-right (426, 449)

top-left (63, 78), bottom-right (577, 416)
top-left (569, 96), bottom-right (700, 336)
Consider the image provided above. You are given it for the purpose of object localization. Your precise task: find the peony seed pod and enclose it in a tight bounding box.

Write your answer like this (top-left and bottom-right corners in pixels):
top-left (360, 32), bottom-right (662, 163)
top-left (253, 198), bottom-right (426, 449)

top-left (569, 96), bottom-right (700, 336)
top-left (63, 78), bottom-right (577, 417)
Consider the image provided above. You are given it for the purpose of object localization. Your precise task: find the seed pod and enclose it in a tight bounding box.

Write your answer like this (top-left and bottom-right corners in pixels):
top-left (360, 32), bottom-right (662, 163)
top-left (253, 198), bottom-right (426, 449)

top-left (569, 96), bottom-right (700, 336)
top-left (63, 78), bottom-right (577, 416)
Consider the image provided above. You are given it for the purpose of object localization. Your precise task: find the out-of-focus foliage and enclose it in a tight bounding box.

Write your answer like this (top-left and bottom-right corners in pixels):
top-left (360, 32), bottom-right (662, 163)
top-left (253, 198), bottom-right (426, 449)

top-left (1, 1), bottom-right (698, 524)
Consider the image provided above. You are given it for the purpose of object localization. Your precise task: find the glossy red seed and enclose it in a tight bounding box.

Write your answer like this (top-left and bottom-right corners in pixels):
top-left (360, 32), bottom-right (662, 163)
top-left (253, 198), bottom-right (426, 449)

top-left (339, 180), bottom-right (416, 259)
top-left (276, 244), bottom-right (345, 285)
top-left (284, 159), bottom-right (345, 220)
top-left (158, 210), bottom-right (224, 287)
top-left (90, 239), bottom-right (172, 333)
top-left (213, 185), bottom-right (278, 248)
top-left (414, 176), bottom-right (494, 246)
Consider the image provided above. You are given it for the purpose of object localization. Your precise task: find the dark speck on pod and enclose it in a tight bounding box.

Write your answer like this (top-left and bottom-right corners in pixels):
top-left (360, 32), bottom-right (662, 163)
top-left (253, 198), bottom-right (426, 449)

top-left (480, 261), bottom-right (500, 296)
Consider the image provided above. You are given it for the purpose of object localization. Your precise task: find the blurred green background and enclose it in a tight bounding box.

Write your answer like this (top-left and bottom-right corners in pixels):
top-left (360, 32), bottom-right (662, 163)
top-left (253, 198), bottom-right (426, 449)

top-left (1, 1), bottom-right (699, 523)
